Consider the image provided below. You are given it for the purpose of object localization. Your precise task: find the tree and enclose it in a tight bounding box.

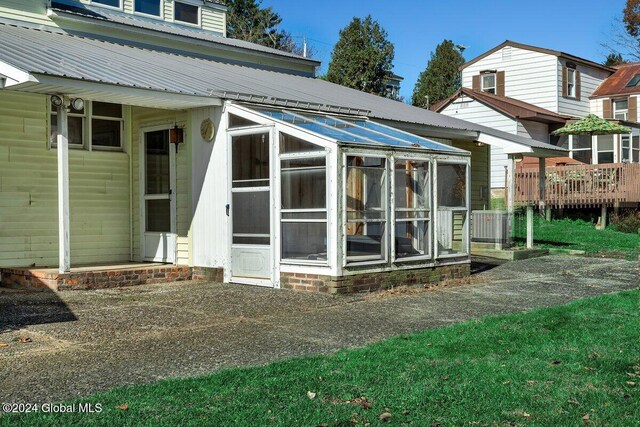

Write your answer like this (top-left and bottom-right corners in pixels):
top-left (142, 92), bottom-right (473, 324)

top-left (411, 40), bottom-right (465, 108)
top-left (603, 0), bottom-right (640, 62)
top-left (604, 52), bottom-right (630, 67)
top-left (325, 16), bottom-right (395, 96)
top-left (226, 0), bottom-right (309, 56)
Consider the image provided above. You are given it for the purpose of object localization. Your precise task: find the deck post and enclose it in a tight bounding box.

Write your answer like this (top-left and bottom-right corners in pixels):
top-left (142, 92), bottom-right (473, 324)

top-left (507, 156), bottom-right (516, 242)
top-left (526, 205), bottom-right (534, 249)
top-left (600, 205), bottom-right (607, 230)
top-left (57, 102), bottom-right (70, 273)
top-left (538, 157), bottom-right (546, 211)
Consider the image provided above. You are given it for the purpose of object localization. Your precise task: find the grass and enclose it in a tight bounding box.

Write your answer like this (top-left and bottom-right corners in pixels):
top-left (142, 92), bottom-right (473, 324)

top-left (3, 290), bottom-right (639, 426)
top-left (514, 215), bottom-right (640, 259)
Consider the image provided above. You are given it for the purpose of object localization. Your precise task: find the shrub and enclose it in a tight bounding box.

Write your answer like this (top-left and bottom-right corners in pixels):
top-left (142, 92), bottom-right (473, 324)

top-left (610, 210), bottom-right (640, 234)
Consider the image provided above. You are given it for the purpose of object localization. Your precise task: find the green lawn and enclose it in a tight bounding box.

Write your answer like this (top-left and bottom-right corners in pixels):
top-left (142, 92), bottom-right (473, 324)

top-left (4, 290), bottom-right (639, 426)
top-left (514, 216), bottom-right (640, 259)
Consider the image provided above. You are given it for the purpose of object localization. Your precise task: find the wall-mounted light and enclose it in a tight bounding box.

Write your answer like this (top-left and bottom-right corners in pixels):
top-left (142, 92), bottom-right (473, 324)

top-left (71, 98), bottom-right (84, 111)
top-left (170, 124), bottom-right (184, 153)
top-left (513, 154), bottom-right (524, 163)
top-left (474, 141), bottom-right (485, 147)
top-left (51, 95), bottom-right (64, 108)
top-left (51, 95), bottom-right (84, 111)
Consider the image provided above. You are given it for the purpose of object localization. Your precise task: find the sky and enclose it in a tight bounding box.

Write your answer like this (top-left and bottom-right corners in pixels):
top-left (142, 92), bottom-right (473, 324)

top-left (261, 0), bottom-right (626, 101)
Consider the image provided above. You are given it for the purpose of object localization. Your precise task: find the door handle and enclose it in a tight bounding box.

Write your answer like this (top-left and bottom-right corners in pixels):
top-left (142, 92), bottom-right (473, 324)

top-left (226, 204), bottom-right (230, 216)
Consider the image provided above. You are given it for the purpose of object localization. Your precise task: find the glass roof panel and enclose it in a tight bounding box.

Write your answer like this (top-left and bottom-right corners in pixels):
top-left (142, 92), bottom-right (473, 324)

top-left (352, 120), bottom-right (461, 152)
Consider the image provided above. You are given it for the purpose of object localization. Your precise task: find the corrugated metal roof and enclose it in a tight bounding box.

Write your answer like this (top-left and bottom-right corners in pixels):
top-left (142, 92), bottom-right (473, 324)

top-left (591, 62), bottom-right (640, 98)
top-left (0, 22), bottom-right (564, 153)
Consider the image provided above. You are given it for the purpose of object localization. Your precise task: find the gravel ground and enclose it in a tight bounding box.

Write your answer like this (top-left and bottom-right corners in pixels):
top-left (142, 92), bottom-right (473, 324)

top-left (0, 255), bottom-right (638, 403)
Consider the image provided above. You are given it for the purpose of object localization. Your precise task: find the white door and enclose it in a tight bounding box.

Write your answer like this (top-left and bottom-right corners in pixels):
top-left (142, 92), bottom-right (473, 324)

top-left (230, 132), bottom-right (272, 283)
top-left (141, 128), bottom-right (176, 263)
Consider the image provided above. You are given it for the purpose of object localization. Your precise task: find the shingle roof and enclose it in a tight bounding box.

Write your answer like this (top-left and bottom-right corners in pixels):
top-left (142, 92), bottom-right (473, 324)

top-left (431, 88), bottom-right (573, 124)
top-left (591, 62), bottom-right (640, 97)
top-left (0, 22), bottom-right (565, 153)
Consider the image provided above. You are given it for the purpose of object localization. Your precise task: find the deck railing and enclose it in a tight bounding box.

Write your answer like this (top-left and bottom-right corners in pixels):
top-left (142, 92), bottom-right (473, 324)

top-left (515, 163), bottom-right (640, 207)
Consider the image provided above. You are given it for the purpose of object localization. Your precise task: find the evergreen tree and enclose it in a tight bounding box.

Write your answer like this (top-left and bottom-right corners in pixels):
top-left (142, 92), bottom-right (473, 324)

top-left (604, 52), bottom-right (630, 66)
top-left (412, 40), bottom-right (465, 108)
top-left (325, 16), bottom-right (395, 96)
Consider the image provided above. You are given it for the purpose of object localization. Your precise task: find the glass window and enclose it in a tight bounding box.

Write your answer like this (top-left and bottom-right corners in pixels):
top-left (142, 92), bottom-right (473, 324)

top-left (135, 0), bottom-right (161, 16)
top-left (92, 102), bottom-right (123, 149)
top-left (626, 74), bottom-right (640, 88)
top-left (436, 163), bottom-right (468, 257)
top-left (622, 135), bottom-right (631, 162)
top-left (394, 160), bottom-right (430, 260)
top-left (633, 136), bottom-right (640, 163)
top-left (481, 73), bottom-right (496, 94)
top-left (280, 133), bottom-right (323, 154)
top-left (92, 0), bottom-right (121, 7)
top-left (281, 158), bottom-right (326, 210)
top-left (174, 1), bottom-right (199, 25)
top-left (597, 135), bottom-right (615, 164)
top-left (567, 68), bottom-right (576, 98)
top-left (50, 102), bottom-right (85, 147)
top-left (570, 135), bottom-right (592, 164)
top-left (346, 156), bottom-right (387, 263)
top-left (145, 130), bottom-right (170, 195)
top-left (233, 191), bottom-right (270, 245)
top-left (614, 99), bottom-right (629, 120)
top-left (232, 133), bottom-right (269, 187)
top-left (228, 114), bottom-right (259, 128)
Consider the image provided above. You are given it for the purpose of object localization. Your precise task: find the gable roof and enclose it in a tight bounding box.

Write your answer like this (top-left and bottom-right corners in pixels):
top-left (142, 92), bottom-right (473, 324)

top-left (431, 88), bottom-right (573, 124)
top-left (591, 62), bottom-right (640, 97)
top-left (462, 40), bottom-right (615, 74)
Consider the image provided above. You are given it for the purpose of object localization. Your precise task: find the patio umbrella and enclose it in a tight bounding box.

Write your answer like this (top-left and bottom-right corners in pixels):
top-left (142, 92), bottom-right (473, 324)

top-left (551, 114), bottom-right (631, 136)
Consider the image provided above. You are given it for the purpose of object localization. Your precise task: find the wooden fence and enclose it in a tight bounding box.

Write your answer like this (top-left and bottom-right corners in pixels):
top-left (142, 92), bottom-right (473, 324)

top-left (515, 163), bottom-right (640, 208)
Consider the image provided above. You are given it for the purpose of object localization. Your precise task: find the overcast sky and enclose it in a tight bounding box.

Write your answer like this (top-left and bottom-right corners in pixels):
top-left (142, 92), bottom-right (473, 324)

top-left (262, 0), bottom-right (626, 101)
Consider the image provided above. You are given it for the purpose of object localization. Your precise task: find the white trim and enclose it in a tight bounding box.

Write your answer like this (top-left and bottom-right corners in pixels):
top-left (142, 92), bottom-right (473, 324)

top-left (89, 0), bottom-right (124, 12)
top-left (133, 0), bottom-right (164, 19)
top-left (57, 104), bottom-right (70, 273)
top-left (173, 0), bottom-right (202, 28)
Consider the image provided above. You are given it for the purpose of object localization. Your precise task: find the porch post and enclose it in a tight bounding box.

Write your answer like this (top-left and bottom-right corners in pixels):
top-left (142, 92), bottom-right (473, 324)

top-left (526, 205), bottom-right (534, 248)
top-left (57, 103), bottom-right (71, 273)
top-left (507, 155), bottom-right (516, 242)
top-left (538, 157), bottom-right (546, 211)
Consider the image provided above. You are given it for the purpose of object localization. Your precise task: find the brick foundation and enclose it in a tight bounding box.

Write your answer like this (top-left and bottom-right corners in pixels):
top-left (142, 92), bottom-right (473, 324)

top-left (280, 263), bottom-right (470, 294)
top-left (192, 267), bottom-right (224, 282)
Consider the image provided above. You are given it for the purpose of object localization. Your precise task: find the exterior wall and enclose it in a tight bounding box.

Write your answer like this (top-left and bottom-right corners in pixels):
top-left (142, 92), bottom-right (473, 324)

top-left (557, 59), bottom-right (610, 117)
top-left (281, 263), bottom-right (470, 294)
top-left (451, 140), bottom-right (490, 210)
top-left (0, 91), bottom-right (130, 268)
top-left (441, 98), bottom-right (515, 188)
top-left (462, 46), bottom-right (559, 112)
top-left (517, 120), bottom-right (549, 142)
top-left (130, 107), bottom-right (190, 265)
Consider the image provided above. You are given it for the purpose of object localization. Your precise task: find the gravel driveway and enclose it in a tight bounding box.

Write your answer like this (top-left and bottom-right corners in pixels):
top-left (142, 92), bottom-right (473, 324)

top-left (1, 255), bottom-right (638, 403)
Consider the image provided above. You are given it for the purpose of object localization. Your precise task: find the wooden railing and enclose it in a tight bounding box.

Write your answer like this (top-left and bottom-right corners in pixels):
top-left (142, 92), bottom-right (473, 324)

top-left (515, 163), bottom-right (640, 207)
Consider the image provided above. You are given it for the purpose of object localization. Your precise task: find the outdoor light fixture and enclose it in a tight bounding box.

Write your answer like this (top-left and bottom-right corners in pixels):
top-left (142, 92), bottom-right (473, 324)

top-left (50, 95), bottom-right (85, 111)
top-left (51, 95), bottom-right (64, 108)
top-left (474, 141), bottom-right (485, 147)
top-left (71, 97), bottom-right (84, 111)
top-left (170, 124), bottom-right (184, 153)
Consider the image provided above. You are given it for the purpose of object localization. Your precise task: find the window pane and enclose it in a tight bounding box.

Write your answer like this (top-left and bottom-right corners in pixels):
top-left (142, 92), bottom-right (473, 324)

top-left (394, 160), bottom-right (429, 210)
top-left (135, 0), bottom-right (160, 15)
top-left (615, 99), bottom-right (628, 111)
top-left (573, 149), bottom-right (592, 164)
top-left (437, 164), bottom-right (466, 207)
top-left (282, 222), bottom-right (327, 261)
top-left (598, 152), bottom-right (614, 164)
top-left (51, 114), bottom-right (84, 145)
top-left (93, 0), bottom-right (120, 6)
top-left (550, 135), bottom-right (569, 149)
top-left (395, 220), bottom-right (429, 258)
top-left (93, 102), bottom-right (122, 118)
top-left (228, 114), bottom-right (258, 128)
top-left (482, 74), bottom-right (495, 88)
top-left (145, 130), bottom-right (170, 195)
top-left (346, 222), bottom-right (385, 261)
top-left (633, 136), bottom-right (640, 150)
top-left (634, 149), bottom-right (640, 163)
top-left (146, 199), bottom-right (170, 232)
top-left (232, 133), bottom-right (269, 187)
top-left (232, 191), bottom-right (270, 244)
top-left (574, 135), bottom-right (592, 149)
top-left (598, 135), bottom-right (614, 152)
top-left (174, 1), bottom-right (199, 24)
top-left (92, 119), bottom-right (121, 147)
top-left (281, 157), bottom-right (326, 209)
top-left (280, 133), bottom-right (323, 154)
top-left (437, 210), bottom-right (468, 256)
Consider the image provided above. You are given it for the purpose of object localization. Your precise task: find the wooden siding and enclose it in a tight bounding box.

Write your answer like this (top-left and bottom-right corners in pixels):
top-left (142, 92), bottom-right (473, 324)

top-left (441, 99), bottom-right (515, 188)
top-left (451, 140), bottom-right (490, 211)
top-left (0, 91), bottom-right (130, 268)
top-left (557, 59), bottom-right (610, 117)
top-left (130, 107), bottom-right (190, 265)
top-left (462, 46), bottom-right (559, 112)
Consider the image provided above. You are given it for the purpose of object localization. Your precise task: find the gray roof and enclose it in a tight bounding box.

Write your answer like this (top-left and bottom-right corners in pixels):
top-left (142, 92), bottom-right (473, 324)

top-left (0, 22), bottom-right (564, 153)
top-left (48, 1), bottom-right (319, 65)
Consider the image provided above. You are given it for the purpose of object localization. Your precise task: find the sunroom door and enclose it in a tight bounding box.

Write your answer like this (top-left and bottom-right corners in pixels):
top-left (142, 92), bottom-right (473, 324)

top-left (141, 128), bottom-right (176, 263)
top-left (230, 132), bottom-right (272, 283)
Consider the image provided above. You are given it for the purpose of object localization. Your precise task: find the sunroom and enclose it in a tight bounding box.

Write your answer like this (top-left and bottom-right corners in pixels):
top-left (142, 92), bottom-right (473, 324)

top-left (224, 103), bottom-right (471, 293)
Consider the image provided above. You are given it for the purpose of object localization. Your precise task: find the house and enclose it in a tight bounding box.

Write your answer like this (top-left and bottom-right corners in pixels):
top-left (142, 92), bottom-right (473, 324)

top-left (432, 40), bottom-right (640, 212)
top-left (0, 1), bottom-right (564, 293)
top-left (384, 73), bottom-right (404, 101)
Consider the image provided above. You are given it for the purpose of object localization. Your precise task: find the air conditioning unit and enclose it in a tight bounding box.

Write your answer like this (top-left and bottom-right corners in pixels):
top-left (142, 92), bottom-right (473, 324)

top-left (472, 210), bottom-right (511, 245)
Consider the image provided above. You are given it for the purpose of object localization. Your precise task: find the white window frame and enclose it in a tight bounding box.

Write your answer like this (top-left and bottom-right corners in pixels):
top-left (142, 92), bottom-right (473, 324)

top-left (173, 0), bottom-right (202, 27)
top-left (621, 135), bottom-right (632, 162)
top-left (595, 134), bottom-right (616, 165)
top-left (51, 106), bottom-right (86, 150)
top-left (434, 159), bottom-right (470, 260)
top-left (481, 73), bottom-right (496, 94)
top-left (134, 0), bottom-right (164, 19)
top-left (632, 135), bottom-right (640, 163)
top-left (90, 0), bottom-right (124, 11)
top-left (567, 68), bottom-right (576, 98)
top-left (613, 99), bottom-right (629, 121)
top-left (91, 102), bottom-right (125, 152)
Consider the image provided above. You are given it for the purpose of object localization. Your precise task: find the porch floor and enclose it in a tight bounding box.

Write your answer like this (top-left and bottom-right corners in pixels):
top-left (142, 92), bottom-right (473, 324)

top-left (0, 263), bottom-right (193, 291)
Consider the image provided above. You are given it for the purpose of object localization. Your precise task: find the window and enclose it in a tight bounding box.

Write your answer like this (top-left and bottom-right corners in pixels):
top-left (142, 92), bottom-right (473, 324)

top-left (135, 0), bottom-right (161, 16)
top-left (92, 0), bottom-right (121, 8)
top-left (394, 160), bottom-right (430, 260)
top-left (228, 113), bottom-right (259, 128)
top-left (570, 135), bottom-right (593, 164)
top-left (436, 163), bottom-right (468, 257)
top-left (626, 74), bottom-right (640, 88)
top-left (174, 1), bottom-right (199, 25)
top-left (567, 68), bottom-right (576, 98)
top-left (613, 99), bottom-right (629, 120)
top-left (622, 135), bottom-right (631, 162)
top-left (633, 136), bottom-right (640, 163)
top-left (346, 156), bottom-right (387, 263)
top-left (596, 135), bottom-right (615, 164)
top-left (280, 134), bottom-right (327, 262)
top-left (481, 73), bottom-right (496, 94)
top-left (51, 101), bottom-right (123, 150)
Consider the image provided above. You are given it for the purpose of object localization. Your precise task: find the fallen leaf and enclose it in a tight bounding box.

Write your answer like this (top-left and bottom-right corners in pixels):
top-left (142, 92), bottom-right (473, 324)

top-left (523, 412), bottom-right (531, 418)
top-left (502, 380), bottom-right (511, 385)
top-left (378, 412), bottom-right (392, 422)
top-left (0, 342), bottom-right (9, 348)
top-left (626, 381), bottom-right (636, 387)
top-left (568, 398), bottom-right (580, 406)
top-left (582, 413), bottom-right (590, 425)
top-left (307, 391), bottom-right (316, 399)
top-left (402, 409), bottom-right (410, 415)
top-left (18, 337), bottom-right (32, 344)
top-left (116, 403), bottom-right (129, 411)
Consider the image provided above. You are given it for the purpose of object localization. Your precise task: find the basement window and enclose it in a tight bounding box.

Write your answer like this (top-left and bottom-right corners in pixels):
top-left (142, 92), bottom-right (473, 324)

top-left (174, 1), bottom-right (200, 26)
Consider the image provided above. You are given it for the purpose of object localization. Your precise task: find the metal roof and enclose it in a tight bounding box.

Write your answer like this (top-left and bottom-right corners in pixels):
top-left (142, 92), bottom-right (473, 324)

top-left (0, 22), bottom-right (565, 154)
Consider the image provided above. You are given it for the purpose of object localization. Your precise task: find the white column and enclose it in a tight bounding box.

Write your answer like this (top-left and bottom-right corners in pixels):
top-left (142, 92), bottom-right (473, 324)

top-left (57, 104), bottom-right (70, 273)
top-left (526, 205), bottom-right (534, 249)
top-left (506, 155), bottom-right (516, 243)
top-left (538, 157), bottom-right (546, 210)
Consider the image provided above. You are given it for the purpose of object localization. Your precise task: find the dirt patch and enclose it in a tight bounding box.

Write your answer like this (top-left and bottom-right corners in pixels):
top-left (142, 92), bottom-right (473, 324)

top-left (364, 275), bottom-right (485, 300)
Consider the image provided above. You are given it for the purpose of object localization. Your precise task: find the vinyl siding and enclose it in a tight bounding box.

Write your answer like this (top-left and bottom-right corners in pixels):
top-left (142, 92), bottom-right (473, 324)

top-left (440, 98), bottom-right (515, 188)
top-left (451, 140), bottom-right (490, 211)
top-left (0, 91), bottom-right (130, 268)
top-left (462, 46), bottom-right (559, 112)
top-left (0, 0), bottom-right (50, 25)
top-left (201, 5), bottom-right (226, 35)
top-left (557, 59), bottom-right (610, 117)
top-left (517, 120), bottom-right (549, 143)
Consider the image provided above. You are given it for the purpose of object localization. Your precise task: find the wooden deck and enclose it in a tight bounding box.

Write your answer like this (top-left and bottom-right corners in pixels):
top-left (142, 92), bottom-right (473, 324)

top-left (515, 163), bottom-right (640, 208)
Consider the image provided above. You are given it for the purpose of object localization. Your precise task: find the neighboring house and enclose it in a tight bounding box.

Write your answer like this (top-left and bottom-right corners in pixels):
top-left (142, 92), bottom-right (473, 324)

top-left (384, 73), bottom-right (403, 101)
top-left (0, 2), bottom-right (563, 292)
top-left (432, 41), bottom-right (640, 208)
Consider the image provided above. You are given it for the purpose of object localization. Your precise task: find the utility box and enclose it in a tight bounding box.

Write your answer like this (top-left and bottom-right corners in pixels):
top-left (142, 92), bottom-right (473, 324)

top-left (472, 210), bottom-right (512, 246)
